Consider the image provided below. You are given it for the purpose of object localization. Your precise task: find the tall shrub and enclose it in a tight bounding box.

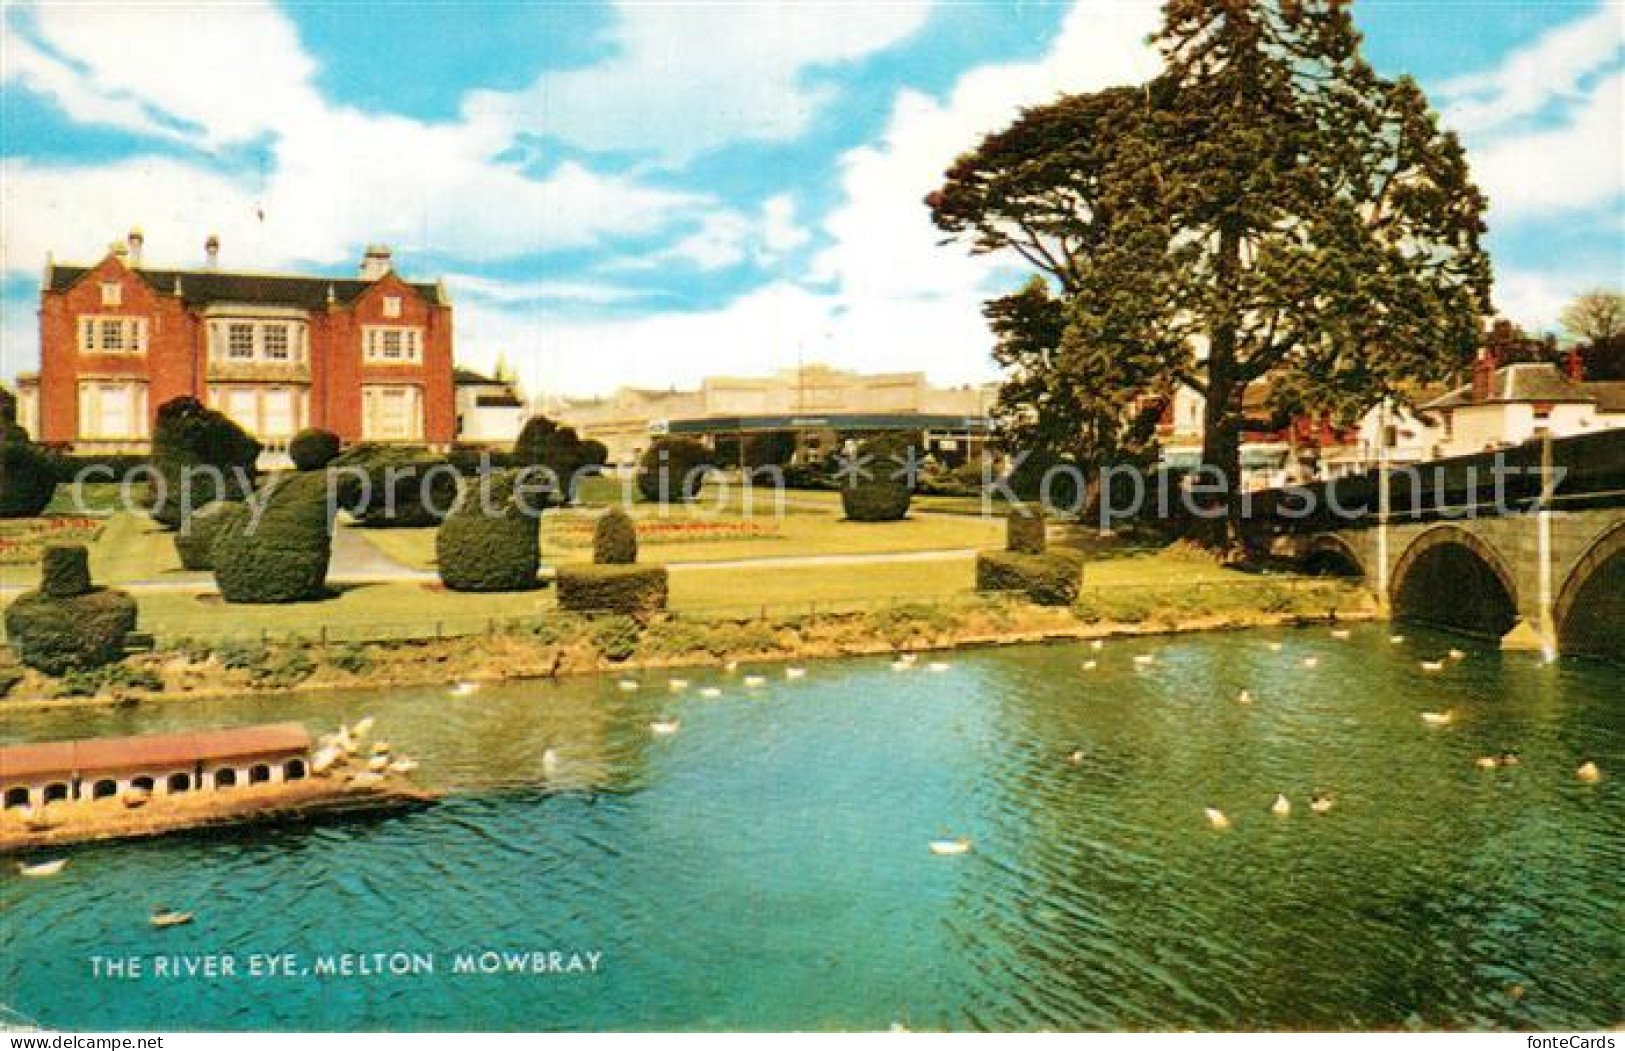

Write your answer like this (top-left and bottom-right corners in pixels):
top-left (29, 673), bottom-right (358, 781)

top-left (289, 428), bottom-right (342, 471)
top-left (3, 543), bottom-right (137, 674)
top-left (593, 508), bottom-right (638, 564)
top-left (513, 416), bottom-right (593, 504)
top-left (435, 469), bottom-right (546, 592)
top-left (839, 434), bottom-right (917, 522)
top-left (635, 438), bottom-right (712, 503)
top-left (149, 397), bottom-right (260, 530)
top-left (329, 444), bottom-right (458, 527)
top-left (212, 473), bottom-right (335, 603)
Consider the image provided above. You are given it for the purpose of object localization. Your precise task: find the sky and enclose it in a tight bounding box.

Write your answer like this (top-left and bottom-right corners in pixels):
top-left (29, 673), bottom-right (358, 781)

top-left (1, 0), bottom-right (1621, 399)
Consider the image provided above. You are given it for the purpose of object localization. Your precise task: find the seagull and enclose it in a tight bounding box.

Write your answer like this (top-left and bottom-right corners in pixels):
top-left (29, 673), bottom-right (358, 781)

top-left (899, 654), bottom-right (919, 664)
top-left (1310, 791), bottom-right (1336, 814)
top-left (1475, 756), bottom-right (1500, 770)
top-left (1236, 688), bottom-right (1254, 705)
top-left (1269, 794), bottom-right (1291, 817)
top-left (1331, 628), bottom-right (1351, 640)
top-left (311, 747), bottom-right (340, 774)
top-left (743, 675), bottom-right (767, 688)
top-left (370, 741), bottom-right (390, 755)
top-left (17, 859), bottom-right (67, 878)
top-left (1133, 654), bottom-right (1155, 667)
top-left (1089, 639), bottom-right (1105, 651)
top-left (351, 717), bottom-right (375, 739)
top-left (668, 678), bottom-right (689, 691)
top-left (1420, 660), bottom-right (1445, 672)
top-left (929, 838), bottom-right (972, 856)
top-left (1448, 648), bottom-right (1466, 661)
top-left (1204, 808), bottom-right (1231, 830)
top-left (785, 667), bottom-right (807, 680)
top-left (1421, 710), bottom-right (1455, 727)
top-left (617, 680), bottom-right (640, 692)
top-left (1067, 749), bottom-right (1085, 766)
top-left (724, 660), bottom-right (739, 673)
top-left (1300, 656), bottom-right (1320, 669)
top-left (450, 682), bottom-right (480, 697)
top-left (650, 718), bottom-right (681, 735)
top-left (1577, 761), bottom-right (1602, 783)
top-left (1389, 634), bottom-right (1406, 644)
top-left (149, 907), bottom-right (193, 929)
top-left (1081, 660), bottom-right (1098, 671)
top-left (367, 754), bottom-right (390, 772)
top-left (387, 757), bottom-right (418, 774)
top-left (541, 749), bottom-right (559, 774)
top-left (1267, 642), bottom-right (1284, 653)
top-left (699, 687), bottom-right (722, 698)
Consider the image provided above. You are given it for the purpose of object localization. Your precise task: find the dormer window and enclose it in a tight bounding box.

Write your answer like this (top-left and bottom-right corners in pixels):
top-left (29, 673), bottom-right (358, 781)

top-left (383, 296), bottom-right (402, 319)
top-left (100, 282), bottom-right (122, 307)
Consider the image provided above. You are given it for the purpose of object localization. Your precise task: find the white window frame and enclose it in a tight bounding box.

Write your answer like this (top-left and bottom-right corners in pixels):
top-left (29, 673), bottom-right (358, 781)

top-left (208, 319), bottom-right (309, 364)
top-left (363, 325), bottom-right (423, 364)
top-left (262, 324), bottom-right (291, 361)
top-left (77, 315), bottom-right (148, 355)
top-left (361, 384), bottom-right (423, 441)
top-left (76, 380), bottom-right (149, 439)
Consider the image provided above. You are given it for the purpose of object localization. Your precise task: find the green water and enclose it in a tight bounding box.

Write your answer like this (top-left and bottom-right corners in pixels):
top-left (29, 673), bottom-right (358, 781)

top-left (2, 627), bottom-right (1621, 1031)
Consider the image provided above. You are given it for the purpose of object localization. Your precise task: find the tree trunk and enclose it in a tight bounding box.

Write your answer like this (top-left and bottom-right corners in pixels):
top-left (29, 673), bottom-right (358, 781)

top-left (1194, 219), bottom-right (1246, 555)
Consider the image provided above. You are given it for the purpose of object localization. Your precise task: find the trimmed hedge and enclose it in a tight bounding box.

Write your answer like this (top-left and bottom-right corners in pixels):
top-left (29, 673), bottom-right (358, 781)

top-left (513, 416), bottom-right (594, 504)
top-left (0, 439), bottom-right (57, 518)
top-left (839, 435), bottom-right (916, 522)
top-left (173, 501), bottom-right (249, 571)
top-left (289, 428), bottom-right (341, 471)
top-left (1007, 507), bottom-right (1047, 555)
top-left (636, 438), bottom-right (712, 503)
top-left (41, 544), bottom-right (92, 597)
top-left (435, 470), bottom-right (545, 592)
top-left (593, 508), bottom-right (638, 564)
top-left (4, 547), bottom-right (136, 674)
top-left (330, 444), bottom-right (459, 527)
top-left (149, 397), bottom-right (261, 530)
top-left (976, 549), bottom-right (1084, 607)
top-left (556, 563), bottom-right (669, 614)
top-left (213, 473), bottom-right (334, 603)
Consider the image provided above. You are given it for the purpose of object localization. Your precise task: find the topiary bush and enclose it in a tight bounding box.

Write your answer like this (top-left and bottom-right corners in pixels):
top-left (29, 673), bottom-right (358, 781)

top-left (3, 545), bottom-right (137, 675)
top-left (173, 501), bottom-right (249, 571)
top-left (839, 434), bottom-right (917, 522)
top-left (40, 544), bottom-right (92, 597)
top-left (513, 416), bottom-right (594, 504)
top-left (593, 508), bottom-right (638, 564)
top-left (1007, 506), bottom-right (1047, 555)
top-left (635, 438), bottom-right (713, 503)
top-left (329, 444), bottom-right (459, 527)
top-left (212, 472), bottom-right (334, 603)
top-left (0, 438), bottom-right (57, 518)
top-left (435, 469), bottom-right (546, 592)
top-left (149, 397), bottom-right (261, 530)
top-left (975, 549), bottom-right (1084, 607)
top-left (556, 564), bottom-right (669, 614)
top-left (289, 428), bottom-right (342, 471)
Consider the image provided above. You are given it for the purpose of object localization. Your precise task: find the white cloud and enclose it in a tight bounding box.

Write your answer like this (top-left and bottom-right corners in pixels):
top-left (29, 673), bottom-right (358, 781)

top-left (446, 274), bottom-right (647, 306)
top-left (1468, 70), bottom-right (1625, 218)
top-left (1494, 267), bottom-right (1623, 332)
top-left (1438, 4), bottom-right (1624, 135)
top-left (463, 1), bottom-right (935, 165)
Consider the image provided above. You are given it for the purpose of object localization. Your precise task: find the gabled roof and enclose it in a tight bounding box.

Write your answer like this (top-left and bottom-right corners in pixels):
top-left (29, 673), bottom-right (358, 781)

top-left (1420, 363), bottom-right (1597, 411)
top-left (46, 264), bottom-right (445, 310)
top-left (453, 367), bottom-right (498, 386)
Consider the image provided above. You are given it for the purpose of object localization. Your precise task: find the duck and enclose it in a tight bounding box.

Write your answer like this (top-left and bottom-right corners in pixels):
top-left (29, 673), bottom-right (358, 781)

top-left (890, 660), bottom-right (913, 672)
top-left (899, 654), bottom-right (919, 664)
top-left (1081, 660), bottom-right (1098, 671)
top-left (1330, 628), bottom-right (1351, 640)
top-left (349, 771), bottom-right (385, 788)
top-left (17, 859), bottom-right (67, 878)
top-left (1204, 808), bottom-right (1231, 830)
top-left (1300, 656), bottom-right (1320, 669)
top-left (1475, 756), bottom-right (1501, 770)
top-left (785, 667), bottom-right (807, 680)
top-left (541, 749), bottom-right (559, 774)
top-left (1269, 794), bottom-right (1291, 817)
top-left (149, 907), bottom-right (193, 929)
top-left (699, 687), bottom-right (722, 698)
top-left (724, 660), bottom-right (740, 673)
top-left (617, 680), bottom-right (640, 692)
top-left (1421, 710), bottom-right (1454, 727)
top-left (1067, 749), bottom-right (1085, 766)
top-left (929, 837), bottom-right (973, 856)
top-left (1133, 654), bottom-right (1155, 667)
top-left (366, 754), bottom-right (390, 773)
top-left (668, 678), bottom-right (689, 691)
top-left (1420, 659), bottom-right (1445, 672)
top-left (1389, 634), bottom-right (1406, 644)
top-left (450, 682), bottom-right (480, 698)
top-left (351, 716), bottom-right (375, 739)
top-left (743, 675), bottom-right (767, 688)
top-left (1310, 791), bottom-right (1336, 814)
top-left (1448, 648), bottom-right (1467, 661)
top-left (926, 662), bottom-right (951, 673)
top-left (370, 741), bottom-right (390, 755)
top-left (650, 718), bottom-right (681, 735)
top-left (310, 747), bottom-right (340, 775)
top-left (1235, 688), bottom-right (1254, 706)
top-left (1090, 639), bottom-right (1105, 651)
top-left (1267, 641), bottom-right (1284, 653)
top-left (1577, 761), bottom-right (1602, 783)
top-left (387, 757), bottom-right (418, 775)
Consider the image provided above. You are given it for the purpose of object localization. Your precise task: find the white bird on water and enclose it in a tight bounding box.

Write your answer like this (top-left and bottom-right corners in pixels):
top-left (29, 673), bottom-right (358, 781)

top-left (388, 757), bottom-right (418, 775)
top-left (541, 749), bottom-right (559, 774)
top-left (17, 859), bottom-right (67, 878)
top-left (699, 687), bottom-right (722, 699)
top-left (1577, 761), bottom-right (1602, 783)
top-left (1421, 710), bottom-right (1455, 727)
top-left (743, 675), bottom-right (767, 688)
top-left (1448, 648), bottom-right (1467, 661)
top-left (650, 718), bottom-right (681, 735)
top-left (1269, 794), bottom-right (1291, 817)
top-left (1310, 791), bottom-right (1336, 814)
top-left (785, 667), bottom-right (807, 680)
top-left (1204, 808), bottom-right (1231, 830)
top-left (351, 717), bottom-right (375, 739)
top-left (1081, 660), bottom-right (1098, 671)
top-left (1300, 656), bottom-right (1320, 669)
top-left (1236, 688), bottom-right (1254, 706)
top-left (1133, 654), bottom-right (1155, 667)
top-left (618, 680), bottom-right (640, 692)
top-left (150, 908), bottom-right (193, 929)
top-left (450, 682), bottom-right (480, 698)
top-left (1330, 628), bottom-right (1351, 640)
top-left (926, 662), bottom-right (950, 673)
top-left (1267, 642), bottom-right (1284, 653)
top-left (890, 660), bottom-right (913, 672)
top-left (668, 678), bottom-right (689, 691)
top-left (1389, 634), bottom-right (1406, 644)
top-left (1420, 659), bottom-right (1445, 672)
top-left (929, 838), bottom-right (972, 856)
top-left (1090, 639), bottom-right (1105, 651)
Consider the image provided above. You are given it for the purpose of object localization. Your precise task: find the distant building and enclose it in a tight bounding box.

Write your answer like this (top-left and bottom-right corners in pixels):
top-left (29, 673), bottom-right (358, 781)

top-left (33, 231), bottom-right (455, 460)
top-left (1417, 355), bottom-right (1625, 459)
top-left (551, 364), bottom-right (995, 470)
top-left (453, 367), bottom-right (526, 447)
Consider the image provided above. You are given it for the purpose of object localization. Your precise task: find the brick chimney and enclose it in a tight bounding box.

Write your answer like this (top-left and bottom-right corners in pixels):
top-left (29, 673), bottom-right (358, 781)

top-left (127, 227), bottom-right (144, 267)
top-left (1563, 348), bottom-right (1584, 382)
top-left (1471, 348), bottom-right (1496, 402)
top-left (359, 244), bottom-right (393, 280)
top-left (204, 234), bottom-right (220, 270)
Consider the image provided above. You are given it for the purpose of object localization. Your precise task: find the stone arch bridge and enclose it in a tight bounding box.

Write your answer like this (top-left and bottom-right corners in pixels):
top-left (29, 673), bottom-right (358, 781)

top-left (1259, 431), bottom-right (1625, 661)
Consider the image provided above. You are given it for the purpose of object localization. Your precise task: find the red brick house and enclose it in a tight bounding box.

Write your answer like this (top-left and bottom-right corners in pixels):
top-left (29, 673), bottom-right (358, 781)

top-left (29, 234), bottom-right (455, 458)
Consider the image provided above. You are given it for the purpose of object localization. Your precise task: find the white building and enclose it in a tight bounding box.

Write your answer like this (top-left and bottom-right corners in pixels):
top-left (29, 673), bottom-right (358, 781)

top-left (1417, 359), bottom-right (1625, 459)
top-left (453, 368), bottom-right (527, 447)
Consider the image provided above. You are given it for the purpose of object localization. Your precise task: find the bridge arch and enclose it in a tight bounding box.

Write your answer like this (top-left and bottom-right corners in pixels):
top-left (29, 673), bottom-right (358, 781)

top-left (1390, 525), bottom-right (1520, 639)
top-left (1554, 520), bottom-right (1625, 662)
top-left (1302, 534), bottom-right (1366, 578)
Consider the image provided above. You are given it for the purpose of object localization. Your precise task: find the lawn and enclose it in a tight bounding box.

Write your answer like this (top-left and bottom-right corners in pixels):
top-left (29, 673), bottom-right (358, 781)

top-left (0, 511), bottom-right (184, 588)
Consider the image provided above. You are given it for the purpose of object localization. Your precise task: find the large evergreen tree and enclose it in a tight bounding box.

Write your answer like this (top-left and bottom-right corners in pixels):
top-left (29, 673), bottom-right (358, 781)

top-left (932, 0), bottom-right (1491, 547)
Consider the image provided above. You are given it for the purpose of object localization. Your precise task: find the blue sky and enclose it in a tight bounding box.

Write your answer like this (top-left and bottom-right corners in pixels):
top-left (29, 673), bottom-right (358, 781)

top-left (2, 0), bottom-right (1621, 397)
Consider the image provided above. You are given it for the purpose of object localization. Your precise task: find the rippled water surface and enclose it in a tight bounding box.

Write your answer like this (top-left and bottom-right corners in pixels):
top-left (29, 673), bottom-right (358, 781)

top-left (2, 628), bottom-right (1622, 1031)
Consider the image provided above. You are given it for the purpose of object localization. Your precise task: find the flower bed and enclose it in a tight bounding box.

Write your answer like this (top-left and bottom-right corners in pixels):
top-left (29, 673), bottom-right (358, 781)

top-left (546, 517), bottom-right (781, 547)
top-left (0, 517), bottom-right (103, 565)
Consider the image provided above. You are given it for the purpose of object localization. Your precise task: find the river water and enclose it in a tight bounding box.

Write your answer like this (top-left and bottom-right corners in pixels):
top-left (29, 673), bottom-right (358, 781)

top-left (2, 627), bottom-right (1621, 1031)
